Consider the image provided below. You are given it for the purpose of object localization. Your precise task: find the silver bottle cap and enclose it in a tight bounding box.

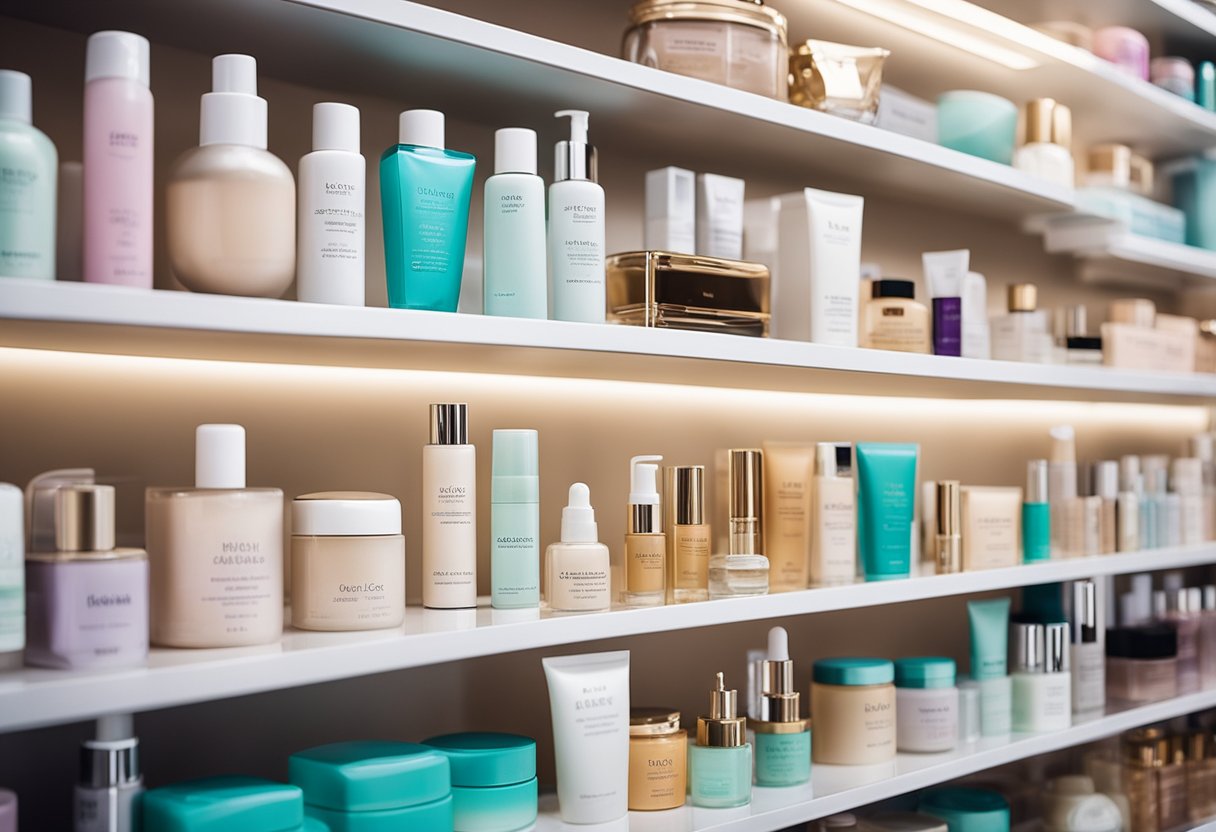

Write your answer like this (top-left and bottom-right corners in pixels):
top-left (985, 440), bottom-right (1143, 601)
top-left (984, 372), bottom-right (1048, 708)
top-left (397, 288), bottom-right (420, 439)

top-left (1091, 461), bottom-right (1118, 499)
top-left (1013, 622), bottom-right (1045, 673)
top-left (79, 738), bottom-right (140, 789)
top-left (429, 403), bottom-right (468, 445)
top-left (1205, 586), bottom-right (1216, 612)
top-left (1045, 622), bottom-right (1070, 673)
top-left (1073, 580), bottom-right (1098, 645)
top-left (1026, 460), bottom-right (1049, 503)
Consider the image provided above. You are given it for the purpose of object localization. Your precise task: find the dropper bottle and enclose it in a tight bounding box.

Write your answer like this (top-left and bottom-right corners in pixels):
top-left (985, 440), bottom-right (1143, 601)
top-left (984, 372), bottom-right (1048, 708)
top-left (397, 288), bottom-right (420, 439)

top-left (749, 627), bottom-right (811, 786)
top-left (690, 672), bottom-right (752, 808)
top-left (625, 455), bottom-right (666, 606)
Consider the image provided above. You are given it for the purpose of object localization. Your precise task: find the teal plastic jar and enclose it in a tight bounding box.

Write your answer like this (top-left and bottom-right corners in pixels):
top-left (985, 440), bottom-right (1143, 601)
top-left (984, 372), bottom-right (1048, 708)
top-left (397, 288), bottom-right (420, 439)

top-left (141, 776), bottom-right (327, 832)
top-left (937, 91), bottom-right (1018, 165)
top-left (920, 787), bottom-right (1011, 832)
top-left (423, 732), bottom-right (538, 832)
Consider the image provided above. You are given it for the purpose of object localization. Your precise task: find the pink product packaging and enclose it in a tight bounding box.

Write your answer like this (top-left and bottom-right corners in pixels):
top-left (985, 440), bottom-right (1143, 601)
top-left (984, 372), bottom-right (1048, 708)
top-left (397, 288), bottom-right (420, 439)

top-left (1092, 27), bottom-right (1151, 81)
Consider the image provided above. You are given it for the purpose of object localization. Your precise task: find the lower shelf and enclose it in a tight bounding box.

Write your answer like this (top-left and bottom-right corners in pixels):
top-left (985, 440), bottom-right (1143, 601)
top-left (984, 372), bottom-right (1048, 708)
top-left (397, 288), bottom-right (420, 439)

top-left (534, 689), bottom-right (1216, 832)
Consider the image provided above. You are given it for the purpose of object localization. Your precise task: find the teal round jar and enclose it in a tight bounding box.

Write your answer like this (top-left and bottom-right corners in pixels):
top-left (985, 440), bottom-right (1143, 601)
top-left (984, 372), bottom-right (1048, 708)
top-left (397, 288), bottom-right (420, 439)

top-left (920, 787), bottom-right (1011, 832)
top-left (140, 776), bottom-right (328, 832)
top-left (423, 732), bottom-right (538, 832)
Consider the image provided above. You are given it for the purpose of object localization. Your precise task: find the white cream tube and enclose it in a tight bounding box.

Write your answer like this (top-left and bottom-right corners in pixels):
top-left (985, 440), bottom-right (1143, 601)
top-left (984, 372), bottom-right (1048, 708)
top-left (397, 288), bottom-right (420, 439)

top-left (542, 650), bottom-right (630, 824)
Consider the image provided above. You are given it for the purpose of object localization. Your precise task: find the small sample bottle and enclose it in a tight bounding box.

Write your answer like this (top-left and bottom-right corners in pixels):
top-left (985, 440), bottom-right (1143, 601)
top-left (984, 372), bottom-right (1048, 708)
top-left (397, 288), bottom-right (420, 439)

top-left (1091, 461), bottom-right (1119, 555)
top-left (74, 715), bottom-right (143, 832)
top-left (1118, 456), bottom-right (1143, 553)
top-left (297, 102), bottom-right (365, 306)
top-left (750, 627), bottom-right (811, 786)
top-left (549, 110), bottom-right (605, 323)
top-left (625, 454), bottom-right (666, 606)
top-left (934, 480), bottom-right (961, 574)
top-left (811, 658), bottom-right (897, 765)
top-left (1023, 460), bottom-right (1052, 563)
top-left (422, 404), bottom-right (476, 609)
top-left (1013, 99), bottom-right (1075, 189)
top-left (690, 672), bottom-right (751, 808)
top-left (709, 449), bottom-right (769, 598)
top-left (1070, 580), bottom-right (1105, 714)
top-left (811, 442), bottom-right (855, 586)
top-left (1011, 622), bottom-right (1072, 733)
top-left (0, 70), bottom-right (57, 279)
top-left (146, 424), bottom-right (283, 647)
top-left (545, 483), bottom-right (611, 613)
top-left (628, 708), bottom-right (687, 811)
top-left (894, 657), bottom-right (959, 753)
top-left (167, 54), bottom-right (295, 297)
top-left (380, 109), bottom-right (476, 311)
top-left (0, 483), bottom-right (22, 665)
top-left (26, 485), bottom-right (148, 669)
top-left (990, 284), bottom-right (1054, 363)
top-left (484, 127), bottom-right (546, 319)
top-left (83, 31), bottom-right (153, 287)
top-left (862, 279), bottom-right (931, 353)
top-left (490, 429), bottom-right (540, 609)
top-left (664, 465), bottom-right (709, 603)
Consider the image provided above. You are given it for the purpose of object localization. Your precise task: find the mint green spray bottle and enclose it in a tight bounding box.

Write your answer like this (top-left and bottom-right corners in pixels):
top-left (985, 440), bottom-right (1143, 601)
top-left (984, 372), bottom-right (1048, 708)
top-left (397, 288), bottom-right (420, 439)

top-left (0, 70), bottom-right (57, 280)
top-left (491, 429), bottom-right (540, 609)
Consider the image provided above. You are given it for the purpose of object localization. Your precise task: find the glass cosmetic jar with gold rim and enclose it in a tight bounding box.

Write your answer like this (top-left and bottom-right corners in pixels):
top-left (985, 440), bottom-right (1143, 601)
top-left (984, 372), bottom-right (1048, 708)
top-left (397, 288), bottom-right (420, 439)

top-left (628, 708), bottom-right (687, 811)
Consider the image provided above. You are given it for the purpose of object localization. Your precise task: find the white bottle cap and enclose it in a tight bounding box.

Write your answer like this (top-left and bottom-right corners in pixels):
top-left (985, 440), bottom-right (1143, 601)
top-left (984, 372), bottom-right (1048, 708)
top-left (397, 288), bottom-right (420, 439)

top-left (312, 102), bottom-right (359, 153)
top-left (629, 454), bottom-right (663, 506)
top-left (85, 31), bottom-right (150, 87)
top-left (560, 482), bottom-right (598, 544)
top-left (0, 71), bottom-right (31, 124)
top-left (398, 109), bottom-right (444, 149)
top-left (767, 626), bottom-right (789, 662)
top-left (494, 127), bottom-right (536, 175)
top-left (195, 424), bottom-right (246, 489)
top-left (200, 54), bottom-right (267, 149)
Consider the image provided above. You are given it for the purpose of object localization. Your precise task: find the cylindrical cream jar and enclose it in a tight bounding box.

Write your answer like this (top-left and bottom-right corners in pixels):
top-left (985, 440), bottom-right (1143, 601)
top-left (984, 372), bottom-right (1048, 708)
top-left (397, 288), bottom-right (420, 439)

top-left (895, 657), bottom-right (959, 753)
top-left (291, 492), bottom-right (405, 631)
top-left (811, 658), bottom-right (896, 765)
top-left (628, 708), bottom-right (687, 811)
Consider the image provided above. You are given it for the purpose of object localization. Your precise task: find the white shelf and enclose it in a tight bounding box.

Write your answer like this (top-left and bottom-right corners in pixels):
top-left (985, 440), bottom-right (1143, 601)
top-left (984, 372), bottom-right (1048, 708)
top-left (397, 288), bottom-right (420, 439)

top-left (2, 280), bottom-right (1214, 402)
top-left (1035, 216), bottom-right (1216, 287)
top-left (533, 689), bottom-right (1216, 832)
top-left (2, 542), bottom-right (1213, 733)
top-left (979, 0), bottom-right (1216, 54)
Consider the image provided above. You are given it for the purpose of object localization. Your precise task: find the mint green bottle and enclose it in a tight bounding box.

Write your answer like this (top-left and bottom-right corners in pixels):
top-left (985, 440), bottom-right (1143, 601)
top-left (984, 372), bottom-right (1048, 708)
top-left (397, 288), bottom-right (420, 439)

top-left (491, 429), bottom-right (540, 609)
top-left (483, 128), bottom-right (546, 318)
top-left (380, 109), bottom-right (474, 311)
top-left (1023, 460), bottom-right (1051, 563)
top-left (0, 70), bottom-right (57, 280)
top-left (690, 672), bottom-right (752, 808)
top-left (751, 627), bottom-right (811, 787)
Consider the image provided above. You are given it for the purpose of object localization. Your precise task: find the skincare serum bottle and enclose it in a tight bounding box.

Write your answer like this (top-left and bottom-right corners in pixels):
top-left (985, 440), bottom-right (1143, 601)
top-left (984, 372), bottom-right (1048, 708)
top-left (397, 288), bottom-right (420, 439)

top-left (690, 672), bottom-right (752, 808)
top-left (490, 429), bottom-right (539, 609)
top-left (1011, 622), bottom-right (1072, 733)
top-left (665, 465), bottom-right (709, 603)
top-left (1071, 580), bottom-right (1105, 713)
top-left (545, 483), bottom-right (610, 612)
top-left (749, 627), bottom-right (811, 787)
top-left (422, 404), bottom-right (476, 609)
top-left (0, 70), bottom-right (57, 279)
top-left (549, 110), bottom-right (605, 322)
top-left (1023, 460), bottom-right (1052, 563)
top-left (74, 714), bottom-right (142, 832)
top-left (380, 109), bottom-right (476, 311)
top-left (625, 455), bottom-right (666, 606)
top-left (167, 54), bottom-right (295, 298)
top-left (811, 442), bottom-right (855, 586)
top-left (709, 449), bottom-right (770, 598)
top-left (484, 127), bottom-right (546, 318)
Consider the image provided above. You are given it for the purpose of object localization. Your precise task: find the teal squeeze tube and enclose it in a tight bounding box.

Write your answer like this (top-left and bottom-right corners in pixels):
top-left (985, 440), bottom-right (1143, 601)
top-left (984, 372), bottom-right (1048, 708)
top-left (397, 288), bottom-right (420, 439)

top-left (855, 443), bottom-right (918, 581)
top-left (967, 598), bottom-right (1010, 680)
top-left (1022, 460), bottom-right (1051, 563)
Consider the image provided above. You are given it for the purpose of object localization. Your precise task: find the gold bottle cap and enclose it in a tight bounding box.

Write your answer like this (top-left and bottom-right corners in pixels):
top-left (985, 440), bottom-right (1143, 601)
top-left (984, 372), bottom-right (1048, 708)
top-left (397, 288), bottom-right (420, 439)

top-left (1088, 144), bottom-right (1133, 178)
top-left (55, 485), bottom-right (116, 553)
top-left (1129, 154), bottom-right (1154, 194)
top-left (1007, 283), bottom-right (1038, 313)
top-left (934, 481), bottom-right (961, 574)
top-left (729, 449), bottom-right (763, 556)
top-left (1124, 728), bottom-right (1167, 767)
top-left (668, 465), bottom-right (704, 526)
top-left (1023, 98), bottom-right (1057, 145)
top-left (1189, 731), bottom-right (1214, 762)
top-left (1053, 104), bottom-right (1072, 148)
top-left (630, 707), bottom-right (682, 737)
top-left (1109, 298), bottom-right (1156, 328)
top-left (697, 672), bottom-right (746, 747)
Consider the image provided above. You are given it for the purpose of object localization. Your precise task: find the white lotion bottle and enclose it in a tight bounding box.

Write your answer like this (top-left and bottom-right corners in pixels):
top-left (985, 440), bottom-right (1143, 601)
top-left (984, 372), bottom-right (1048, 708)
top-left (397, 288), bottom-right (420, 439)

top-left (297, 102), bottom-right (365, 305)
top-left (1013, 99), bottom-right (1074, 190)
top-left (485, 127), bottom-right (546, 318)
top-left (545, 483), bottom-right (611, 612)
top-left (422, 403), bottom-right (477, 609)
top-left (548, 110), bottom-right (605, 323)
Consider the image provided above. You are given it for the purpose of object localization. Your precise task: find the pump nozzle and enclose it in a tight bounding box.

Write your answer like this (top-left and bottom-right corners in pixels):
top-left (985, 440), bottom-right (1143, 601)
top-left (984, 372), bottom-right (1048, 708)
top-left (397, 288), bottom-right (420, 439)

top-left (555, 109), bottom-right (589, 143)
top-left (628, 455), bottom-right (662, 535)
top-left (554, 109), bottom-right (597, 183)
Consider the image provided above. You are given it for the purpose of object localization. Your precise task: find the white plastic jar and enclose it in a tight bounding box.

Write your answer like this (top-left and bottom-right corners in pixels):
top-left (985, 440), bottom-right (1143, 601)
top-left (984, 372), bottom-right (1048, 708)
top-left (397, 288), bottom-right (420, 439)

top-left (894, 657), bottom-right (959, 753)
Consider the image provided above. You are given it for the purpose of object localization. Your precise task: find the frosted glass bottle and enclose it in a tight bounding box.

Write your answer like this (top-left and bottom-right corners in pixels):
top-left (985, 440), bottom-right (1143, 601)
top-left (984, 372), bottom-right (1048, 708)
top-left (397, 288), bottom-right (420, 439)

top-left (167, 55), bottom-right (295, 297)
top-left (83, 31), bottom-right (153, 287)
top-left (0, 71), bottom-right (57, 279)
top-left (549, 110), bottom-right (605, 322)
top-left (484, 128), bottom-right (546, 318)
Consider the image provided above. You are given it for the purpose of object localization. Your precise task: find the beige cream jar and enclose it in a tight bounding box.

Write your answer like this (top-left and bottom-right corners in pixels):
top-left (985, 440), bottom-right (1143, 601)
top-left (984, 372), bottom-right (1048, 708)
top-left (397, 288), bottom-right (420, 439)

top-left (811, 658), bottom-right (897, 765)
top-left (291, 492), bottom-right (405, 631)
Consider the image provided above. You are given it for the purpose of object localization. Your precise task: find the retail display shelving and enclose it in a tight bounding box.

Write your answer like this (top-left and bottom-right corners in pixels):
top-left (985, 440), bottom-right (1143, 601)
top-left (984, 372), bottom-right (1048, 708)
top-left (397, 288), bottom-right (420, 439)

top-left (1, 542), bottom-right (1212, 734)
top-left (1032, 215), bottom-right (1216, 287)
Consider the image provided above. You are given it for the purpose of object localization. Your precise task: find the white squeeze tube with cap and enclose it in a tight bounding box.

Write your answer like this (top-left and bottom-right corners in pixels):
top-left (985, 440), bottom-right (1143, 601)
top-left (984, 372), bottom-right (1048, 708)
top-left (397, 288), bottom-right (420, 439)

top-left (545, 483), bottom-right (611, 612)
top-left (484, 127), bottom-right (546, 318)
top-left (297, 102), bottom-right (365, 306)
top-left (548, 109), bottom-right (605, 322)
top-left (625, 455), bottom-right (666, 607)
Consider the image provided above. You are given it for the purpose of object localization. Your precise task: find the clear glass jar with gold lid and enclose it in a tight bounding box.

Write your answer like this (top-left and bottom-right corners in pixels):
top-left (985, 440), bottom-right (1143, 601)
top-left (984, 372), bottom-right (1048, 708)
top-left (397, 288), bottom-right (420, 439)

top-left (622, 0), bottom-right (789, 100)
top-left (628, 708), bottom-right (687, 811)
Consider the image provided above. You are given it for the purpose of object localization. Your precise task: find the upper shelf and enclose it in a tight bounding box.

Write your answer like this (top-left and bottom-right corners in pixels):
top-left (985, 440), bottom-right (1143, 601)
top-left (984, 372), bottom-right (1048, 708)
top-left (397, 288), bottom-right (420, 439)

top-left (2, 280), bottom-right (1215, 402)
top-left (1032, 215), bottom-right (1216, 288)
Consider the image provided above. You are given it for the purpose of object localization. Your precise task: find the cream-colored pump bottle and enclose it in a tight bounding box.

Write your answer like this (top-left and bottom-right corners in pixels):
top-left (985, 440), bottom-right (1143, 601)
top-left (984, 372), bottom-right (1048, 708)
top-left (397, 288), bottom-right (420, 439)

top-left (422, 403), bottom-right (477, 609)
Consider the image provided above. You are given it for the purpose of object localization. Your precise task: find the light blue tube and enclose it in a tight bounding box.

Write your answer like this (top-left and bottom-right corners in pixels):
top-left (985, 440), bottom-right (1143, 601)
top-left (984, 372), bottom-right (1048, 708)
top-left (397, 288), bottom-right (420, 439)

top-left (855, 443), bottom-right (918, 581)
top-left (491, 430), bottom-right (540, 609)
top-left (967, 598), bottom-right (1010, 680)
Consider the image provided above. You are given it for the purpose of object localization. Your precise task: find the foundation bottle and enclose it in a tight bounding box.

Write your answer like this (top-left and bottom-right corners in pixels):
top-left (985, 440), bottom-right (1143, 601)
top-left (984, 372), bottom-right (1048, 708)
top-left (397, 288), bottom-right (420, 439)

top-left (422, 404), bottom-right (476, 609)
top-left (1010, 622), bottom-right (1072, 733)
top-left (545, 483), bottom-right (610, 613)
top-left (749, 627), bottom-right (811, 787)
top-left (811, 657), bottom-right (897, 765)
top-left (1070, 580), bottom-right (1105, 714)
top-left (710, 449), bottom-right (769, 598)
top-left (1023, 460), bottom-right (1052, 563)
top-left (1186, 731), bottom-right (1216, 822)
top-left (689, 672), bottom-right (751, 809)
top-left (625, 455), bottom-right (666, 606)
top-left (628, 709), bottom-right (687, 811)
top-left (935, 480), bottom-right (962, 574)
top-left (1013, 98), bottom-right (1075, 189)
top-left (146, 424), bottom-right (283, 648)
top-left (862, 279), bottom-right (931, 353)
top-left (664, 465), bottom-right (709, 604)
top-left (1091, 462), bottom-right (1119, 555)
top-left (811, 443), bottom-right (855, 586)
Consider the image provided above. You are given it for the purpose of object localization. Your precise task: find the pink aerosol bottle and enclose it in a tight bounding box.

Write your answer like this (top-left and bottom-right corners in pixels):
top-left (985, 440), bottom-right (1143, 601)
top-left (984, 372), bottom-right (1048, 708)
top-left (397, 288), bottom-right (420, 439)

top-left (83, 30), bottom-right (153, 287)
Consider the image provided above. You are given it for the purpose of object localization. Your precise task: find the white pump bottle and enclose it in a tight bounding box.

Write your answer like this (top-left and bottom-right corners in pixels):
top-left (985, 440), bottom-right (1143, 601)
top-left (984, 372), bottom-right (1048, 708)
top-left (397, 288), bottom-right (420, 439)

top-left (548, 110), bottom-right (605, 323)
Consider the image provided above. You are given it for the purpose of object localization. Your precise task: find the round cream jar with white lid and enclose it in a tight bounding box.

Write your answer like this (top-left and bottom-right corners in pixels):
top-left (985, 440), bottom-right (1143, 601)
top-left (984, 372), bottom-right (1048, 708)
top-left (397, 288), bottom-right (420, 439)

top-left (291, 492), bottom-right (405, 631)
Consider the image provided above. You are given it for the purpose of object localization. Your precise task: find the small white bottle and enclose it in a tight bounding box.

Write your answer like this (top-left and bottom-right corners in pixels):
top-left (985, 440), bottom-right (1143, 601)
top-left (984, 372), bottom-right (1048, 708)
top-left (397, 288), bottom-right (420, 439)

top-left (545, 483), bottom-right (611, 612)
top-left (548, 110), bottom-right (605, 323)
top-left (990, 283), bottom-right (1054, 363)
top-left (1013, 99), bottom-right (1075, 190)
top-left (297, 102), bottom-right (365, 306)
top-left (1011, 622), bottom-right (1072, 733)
top-left (74, 715), bottom-right (142, 832)
top-left (1070, 580), bottom-right (1105, 714)
top-left (422, 403), bottom-right (476, 609)
top-left (484, 127), bottom-right (546, 318)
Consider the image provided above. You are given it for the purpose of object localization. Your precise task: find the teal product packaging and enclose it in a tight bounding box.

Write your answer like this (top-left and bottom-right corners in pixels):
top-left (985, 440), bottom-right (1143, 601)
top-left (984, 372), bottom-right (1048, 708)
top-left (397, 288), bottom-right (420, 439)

top-left (856, 442), bottom-right (919, 581)
top-left (1022, 460), bottom-right (1051, 563)
top-left (423, 732), bottom-right (538, 832)
top-left (0, 70), bottom-right (57, 280)
top-left (142, 776), bottom-right (324, 832)
top-left (920, 787), bottom-right (1011, 832)
top-left (750, 626), bottom-right (811, 787)
top-left (490, 430), bottom-right (540, 609)
top-left (967, 598), bottom-right (1013, 736)
top-left (483, 128), bottom-right (547, 319)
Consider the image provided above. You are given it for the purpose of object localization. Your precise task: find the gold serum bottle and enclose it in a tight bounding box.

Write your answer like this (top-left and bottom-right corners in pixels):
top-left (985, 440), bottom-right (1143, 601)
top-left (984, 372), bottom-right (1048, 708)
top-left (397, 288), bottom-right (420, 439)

top-left (665, 465), bottom-right (709, 603)
top-left (625, 455), bottom-right (666, 606)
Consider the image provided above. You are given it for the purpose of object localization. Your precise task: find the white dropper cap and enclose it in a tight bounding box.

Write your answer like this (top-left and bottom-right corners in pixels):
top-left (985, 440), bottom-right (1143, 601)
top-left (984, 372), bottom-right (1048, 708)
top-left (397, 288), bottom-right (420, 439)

top-left (195, 424), bottom-right (246, 489)
top-left (399, 109), bottom-right (444, 149)
top-left (560, 482), bottom-right (598, 544)
top-left (767, 626), bottom-right (789, 662)
top-left (629, 455), bottom-right (662, 506)
top-left (312, 102), bottom-right (359, 153)
top-left (0, 71), bottom-right (31, 123)
top-left (495, 127), bottom-right (537, 175)
top-left (85, 31), bottom-right (150, 87)
top-left (200, 54), bottom-right (267, 149)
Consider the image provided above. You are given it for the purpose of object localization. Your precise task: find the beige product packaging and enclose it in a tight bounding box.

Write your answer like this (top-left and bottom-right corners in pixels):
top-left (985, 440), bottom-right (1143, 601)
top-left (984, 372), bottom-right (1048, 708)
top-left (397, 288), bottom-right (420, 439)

top-left (811, 443), bottom-right (856, 586)
top-left (1101, 322), bottom-right (1196, 373)
top-left (762, 443), bottom-right (813, 591)
top-left (961, 487), bottom-right (1022, 570)
top-left (862, 279), bottom-right (931, 353)
top-left (811, 657), bottom-right (896, 765)
top-left (664, 466), bottom-right (710, 603)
